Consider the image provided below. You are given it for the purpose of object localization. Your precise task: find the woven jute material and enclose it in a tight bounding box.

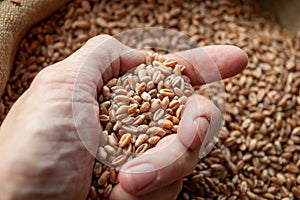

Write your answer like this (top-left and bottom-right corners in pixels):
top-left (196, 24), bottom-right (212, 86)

top-left (0, 0), bottom-right (70, 97)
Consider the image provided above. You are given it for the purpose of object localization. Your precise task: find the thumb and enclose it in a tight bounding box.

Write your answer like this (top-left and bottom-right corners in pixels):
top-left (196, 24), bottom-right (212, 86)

top-left (115, 94), bottom-right (222, 195)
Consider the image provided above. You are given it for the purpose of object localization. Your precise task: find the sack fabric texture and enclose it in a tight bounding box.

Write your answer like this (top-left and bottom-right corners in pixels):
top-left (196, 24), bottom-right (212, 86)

top-left (0, 0), bottom-right (70, 97)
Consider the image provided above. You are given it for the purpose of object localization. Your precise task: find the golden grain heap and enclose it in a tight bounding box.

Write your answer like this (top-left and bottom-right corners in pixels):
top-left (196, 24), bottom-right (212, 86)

top-left (88, 53), bottom-right (193, 198)
top-left (0, 0), bottom-right (299, 199)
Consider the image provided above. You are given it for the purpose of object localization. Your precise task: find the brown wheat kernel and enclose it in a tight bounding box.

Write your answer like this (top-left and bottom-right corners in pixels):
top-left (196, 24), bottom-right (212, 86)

top-left (111, 155), bottom-right (127, 166)
top-left (89, 186), bottom-right (97, 200)
top-left (153, 108), bottom-right (165, 121)
top-left (135, 143), bottom-right (149, 154)
top-left (114, 95), bottom-right (130, 103)
top-left (98, 171), bottom-right (110, 186)
top-left (158, 119), bottom-right (173, 129)
top-left (103, 184), bottom-right (113, 198)
top-left (292, 187), bottom-right (300, 196)
top-left (159, 89), bottom-right (175, 98)
top-left (104, 145), bottom-right (116, 156)
top-left (135, 134), bottom-right (149, 147)
top-left (133, 115), bottom-right (145, 126)
top-left (169, 99), bottom-right (180, 110)
top-left (118, 133), bottom-right (131, 148)
top-left (93, 162), bottom-right (102, 178)
top-left (99, 114), bottom-right (109, 123)
top-left (140, 102), bottom-right (150, 113)
top-left (148, 136), bottom-right (161, 145)
top-left (108, 135), bottom-right (118, 147)
top-left (147, 127), bottom-right (167, 137)
top-left (97, 147), bottom-right (107, 161)
top-left (150, 99), bottom-right (161, 112)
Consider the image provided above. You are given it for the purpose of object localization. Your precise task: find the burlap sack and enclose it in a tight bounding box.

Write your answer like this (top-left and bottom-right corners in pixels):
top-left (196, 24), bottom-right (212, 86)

top-left (0, 0), bottom-right (70, 97)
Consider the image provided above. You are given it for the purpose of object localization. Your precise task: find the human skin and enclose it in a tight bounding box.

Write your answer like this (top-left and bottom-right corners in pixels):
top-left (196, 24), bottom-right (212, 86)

top-left (0, 35), bottom-right (247, 200)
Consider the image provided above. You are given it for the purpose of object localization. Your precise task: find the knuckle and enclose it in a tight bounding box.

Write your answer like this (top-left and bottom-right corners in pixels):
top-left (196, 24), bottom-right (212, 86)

top-left (30, 63), bottom-right (64, 87)
top-left (86, 34), bottom-right (113, 45)
top-left (189, 94), bottom-right (221, 118)
top-left (31, 67), bottom-right (54, 85)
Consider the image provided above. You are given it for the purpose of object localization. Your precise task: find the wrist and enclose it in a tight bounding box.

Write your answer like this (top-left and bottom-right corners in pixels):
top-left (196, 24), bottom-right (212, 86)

top-left (0, 141), bottom-right (57, 200)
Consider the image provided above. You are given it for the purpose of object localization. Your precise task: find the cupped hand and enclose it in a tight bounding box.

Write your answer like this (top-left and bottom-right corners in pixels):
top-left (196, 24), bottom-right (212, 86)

top-left (0, 35), bottom-right (247, 200)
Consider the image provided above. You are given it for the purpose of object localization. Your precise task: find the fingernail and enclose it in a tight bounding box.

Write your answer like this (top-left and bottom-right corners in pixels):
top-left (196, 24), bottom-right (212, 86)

top-left (122, 163), bottom-right (157, 193)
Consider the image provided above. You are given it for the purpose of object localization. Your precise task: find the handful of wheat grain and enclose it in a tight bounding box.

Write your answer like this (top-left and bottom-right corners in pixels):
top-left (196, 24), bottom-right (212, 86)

top-left (88, 53), bottom-right (193, 199)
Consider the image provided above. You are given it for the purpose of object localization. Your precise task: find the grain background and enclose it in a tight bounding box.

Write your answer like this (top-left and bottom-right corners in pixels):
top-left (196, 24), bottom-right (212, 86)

top-left (0, 0), bottom-right (299, 199)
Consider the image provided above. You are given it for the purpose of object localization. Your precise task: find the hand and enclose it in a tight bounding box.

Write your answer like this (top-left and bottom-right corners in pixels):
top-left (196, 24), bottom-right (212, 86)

top-left (0, 35), bottom-right (247, 200)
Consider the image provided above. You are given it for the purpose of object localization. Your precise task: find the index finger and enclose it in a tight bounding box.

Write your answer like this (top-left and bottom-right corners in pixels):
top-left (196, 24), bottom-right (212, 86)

top-left (167, 45), bottom-right (248, 85)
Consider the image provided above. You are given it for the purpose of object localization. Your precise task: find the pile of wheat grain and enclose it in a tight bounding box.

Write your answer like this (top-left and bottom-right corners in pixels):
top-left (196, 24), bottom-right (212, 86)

top-left (0, 0), bottom-right (299, 199)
